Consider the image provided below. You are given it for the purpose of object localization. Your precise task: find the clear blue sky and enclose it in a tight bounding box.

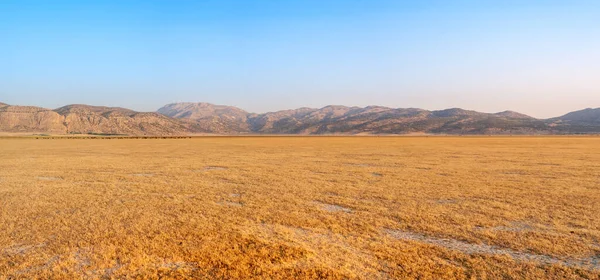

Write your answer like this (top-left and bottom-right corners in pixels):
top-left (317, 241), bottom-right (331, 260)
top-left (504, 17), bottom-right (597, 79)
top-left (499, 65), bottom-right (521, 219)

top-left (1, 0), bottom-right (598, 118)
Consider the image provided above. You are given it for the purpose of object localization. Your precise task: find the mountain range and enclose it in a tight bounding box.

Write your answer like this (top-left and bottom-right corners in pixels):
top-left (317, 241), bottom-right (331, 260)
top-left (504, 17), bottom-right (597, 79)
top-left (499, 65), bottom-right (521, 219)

top-left (1, 101), bottom-right (599, 135)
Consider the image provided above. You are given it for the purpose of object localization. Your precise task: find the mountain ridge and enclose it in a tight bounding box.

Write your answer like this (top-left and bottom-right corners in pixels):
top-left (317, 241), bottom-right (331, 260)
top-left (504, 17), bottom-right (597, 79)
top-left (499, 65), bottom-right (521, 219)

top-left (158, 103), bottom-right (600, 135)
top-left (1, 101), bottom-right (599, 135)
top-left (0, 103), bottom-right (197, 135)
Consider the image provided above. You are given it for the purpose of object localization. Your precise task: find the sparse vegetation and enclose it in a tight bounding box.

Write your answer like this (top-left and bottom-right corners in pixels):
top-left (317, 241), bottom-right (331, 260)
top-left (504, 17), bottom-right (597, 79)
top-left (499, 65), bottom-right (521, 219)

top-left (1, 137), bottom-right (599, 279)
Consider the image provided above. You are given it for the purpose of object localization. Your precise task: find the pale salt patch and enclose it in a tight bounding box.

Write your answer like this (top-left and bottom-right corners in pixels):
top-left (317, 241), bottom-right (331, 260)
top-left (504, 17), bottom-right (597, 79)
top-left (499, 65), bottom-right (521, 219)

top-left (488, 222), bottom-right (535, 233)
top-left (385, 229), bottom-right (600, 270)
top-left (345, 163), bottom-right (371, 167)
top-left (36, 176), bottom-right (62, 181)
top-left (12, 255), bottom-right (59, 276)
top-left (415, 167), bottom-right (432, 170)
top-left (314, 201), bottom-right (352, 213)
top-left (3, 243), bottom-right (46, 256)
top-left (72, 247), bottom-right (92, 269)
top-left (132, 173), bottom-right (154, 177)
top-left (432, 199), bottom-right (459, 205)
top-left (204, 166), bottom-right (228, 171)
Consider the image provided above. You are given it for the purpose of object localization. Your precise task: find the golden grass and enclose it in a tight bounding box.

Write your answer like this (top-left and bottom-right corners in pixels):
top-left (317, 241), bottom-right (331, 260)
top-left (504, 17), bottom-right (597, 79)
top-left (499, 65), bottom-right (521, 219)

top-left (0, 137), bottom-right (599, 279)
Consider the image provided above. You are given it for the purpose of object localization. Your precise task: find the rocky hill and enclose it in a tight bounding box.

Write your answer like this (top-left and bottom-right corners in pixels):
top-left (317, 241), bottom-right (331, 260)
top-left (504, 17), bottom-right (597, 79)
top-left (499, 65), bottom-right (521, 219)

top-left (493, 110), bottom-right (534, 119)
top-left (0, 103), bottom-right (198, 135)
top-left (0, 105), bottom-right (65, 133)
top-left (544, 108), bottom-right (600, 134)
top-left (159, 103), bottom-right (564, 135)
top-left (55, 104), bottom-right (195, 135)
top-left (1, 101), bottom-right (600, 135)
top-left (158, 103), bottom-right (250, 133)
top-left (551, 108), bottom-right (600, 125)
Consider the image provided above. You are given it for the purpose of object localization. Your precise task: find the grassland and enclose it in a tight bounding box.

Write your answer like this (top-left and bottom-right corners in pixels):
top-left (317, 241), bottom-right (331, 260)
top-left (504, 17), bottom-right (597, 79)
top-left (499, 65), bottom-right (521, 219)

top-left (0, 137), bottom-right (599, 279)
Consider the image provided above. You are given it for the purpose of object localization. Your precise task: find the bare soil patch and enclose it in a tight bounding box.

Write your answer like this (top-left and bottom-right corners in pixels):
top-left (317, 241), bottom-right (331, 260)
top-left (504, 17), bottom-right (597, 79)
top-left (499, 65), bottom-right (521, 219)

top-left (313, 201), bottom-right (352, 213)
top-left (203, 166), bottom-right (228, 171)
top-left (132, 173), bottom-right (154, 177)
top-left (35, 176), bottom-right (62, 181)
top-left (385, 229), bottom-right (600, 270)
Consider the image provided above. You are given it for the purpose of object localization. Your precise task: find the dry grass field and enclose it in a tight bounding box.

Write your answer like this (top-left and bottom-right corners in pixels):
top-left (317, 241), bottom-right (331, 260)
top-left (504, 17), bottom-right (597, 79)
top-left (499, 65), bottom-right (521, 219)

top-left (1, 137), bottom-right (599, 279)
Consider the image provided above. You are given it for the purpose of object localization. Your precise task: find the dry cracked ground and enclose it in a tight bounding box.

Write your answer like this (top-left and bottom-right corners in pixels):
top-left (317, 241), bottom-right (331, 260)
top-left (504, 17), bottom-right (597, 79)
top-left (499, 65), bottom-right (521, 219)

top-left (0, 136), bottom-right (599, 279)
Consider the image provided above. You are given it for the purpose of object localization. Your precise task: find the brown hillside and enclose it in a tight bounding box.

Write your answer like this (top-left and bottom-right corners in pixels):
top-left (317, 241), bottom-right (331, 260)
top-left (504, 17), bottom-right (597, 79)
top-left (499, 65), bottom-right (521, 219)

top-left (0, 105), bottom-right (66, 133)
top-left (56, 105), bottom-right (195, 135)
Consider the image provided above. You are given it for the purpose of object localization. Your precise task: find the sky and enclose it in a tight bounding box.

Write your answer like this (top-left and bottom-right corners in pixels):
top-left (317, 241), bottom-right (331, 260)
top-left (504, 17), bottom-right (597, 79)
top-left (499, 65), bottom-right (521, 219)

top-left (1, 0), bottom-right (599, 118)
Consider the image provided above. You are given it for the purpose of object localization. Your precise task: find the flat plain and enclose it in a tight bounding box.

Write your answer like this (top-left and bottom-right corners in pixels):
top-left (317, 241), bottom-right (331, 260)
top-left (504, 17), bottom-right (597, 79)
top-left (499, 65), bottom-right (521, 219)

top-left (0, 137), bottom-right (599, 279)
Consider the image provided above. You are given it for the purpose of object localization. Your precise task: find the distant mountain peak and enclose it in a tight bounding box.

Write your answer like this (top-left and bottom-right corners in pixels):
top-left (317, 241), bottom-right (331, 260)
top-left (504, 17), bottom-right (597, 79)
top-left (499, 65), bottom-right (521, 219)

top-left (55, 104), bottom-right (136, 115)
top-left (494, 110), bottom-right (534, 119)
top-left (157, 102), bottom-right (250, 133)
top-left (431, 108), bottom-right (482, 117)
top-left (554, 107), bottom-right (600, 124)
top-left (158, 102), bottom-right (248, 119)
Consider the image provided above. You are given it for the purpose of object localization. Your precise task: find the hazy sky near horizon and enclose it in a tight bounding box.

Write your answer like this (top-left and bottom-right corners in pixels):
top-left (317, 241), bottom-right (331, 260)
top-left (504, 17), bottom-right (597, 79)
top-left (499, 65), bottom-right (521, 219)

top-left (1, 0), bottom-right (599, 118)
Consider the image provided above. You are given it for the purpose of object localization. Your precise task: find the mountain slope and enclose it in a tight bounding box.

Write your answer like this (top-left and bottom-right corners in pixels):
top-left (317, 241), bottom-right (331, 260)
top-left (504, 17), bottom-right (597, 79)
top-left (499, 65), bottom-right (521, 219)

top-left (160, 102), bottom-right (568, 135)
top-left (0, 103), bottom-right (203, 135)
top-left (552, 108), bottom-right (600, 125)
top-left (56, 104), bottom-right (196, 135)
top-left (245, 106), bottom-right (548, 134)
top-left (494, 111), bottom-right (534, 119)
top-left (544, 108), bottom-right (600, 134)
top-left (1, 101), bottom-right (599, 135)
top-left (0, 105), bottom-right (66, 133)
top-left (158, 103), bottom-right (250, 133)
